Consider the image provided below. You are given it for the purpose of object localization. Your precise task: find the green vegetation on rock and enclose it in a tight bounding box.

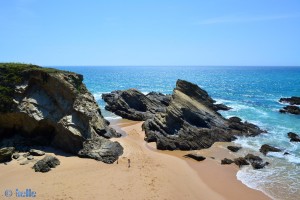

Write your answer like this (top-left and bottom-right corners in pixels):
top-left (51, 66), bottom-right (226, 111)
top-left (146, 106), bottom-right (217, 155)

top-left (0, 63), bottom-right (72, 113)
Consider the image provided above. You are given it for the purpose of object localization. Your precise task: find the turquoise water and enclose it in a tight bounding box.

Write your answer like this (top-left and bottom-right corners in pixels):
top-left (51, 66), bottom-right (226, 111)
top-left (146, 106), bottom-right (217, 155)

top-left (56, 66), bottom-right (300, 200)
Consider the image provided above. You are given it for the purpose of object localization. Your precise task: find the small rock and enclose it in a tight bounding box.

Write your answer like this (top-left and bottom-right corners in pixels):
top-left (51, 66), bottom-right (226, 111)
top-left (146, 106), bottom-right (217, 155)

top-left (23, 152), bottom-right (30, 158)
top-left (234, 157), bottom-right (249, 167)
top-left (27, 155), bottom-right (34, 160)
top-left (0, 147), bottom-right (15, 163)
top-left (287, 132), bottom-right (300, 142)
top-left (221, 158), bottom-right (233, 165)
top-left (284, 152), bottom-right (290, 155)
top-left (12, 153), bottom-right (20, 159)
top-left (33, 155), bottom-right (60, 173)
top-left (259, 144), bottom-right (281, 155)
top-left (29, 149), bottom-right (45, 156)
top-left (184, 154), bottom-right (206, 161)
top-left (227, 146), bottom-right (241, 152)
top-left (251, 162), bottom-right (266, 169)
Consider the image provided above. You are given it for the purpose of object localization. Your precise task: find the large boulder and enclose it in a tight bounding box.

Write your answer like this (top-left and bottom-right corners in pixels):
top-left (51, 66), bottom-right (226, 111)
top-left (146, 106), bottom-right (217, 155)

top-left (142, 80), bottom-right (265, 150)
top-left (0, 147), bottom-right (15, 163)
top-left (287, 132), bottom-right (300, 142)
top-left (0, 63), bottom-right (122, 163)
top-left (279, 97), bottom-right (300, 105)
top-left (259, 144), bottom-right (281, 155)
top-left (102, 89), bottom-right (170, 121)
top-left (33, 155), bottom-right (60, 173)
top-left (244, 154), bottom-right (268, 169)
top-left (78, 137), bottom-right (123, 164)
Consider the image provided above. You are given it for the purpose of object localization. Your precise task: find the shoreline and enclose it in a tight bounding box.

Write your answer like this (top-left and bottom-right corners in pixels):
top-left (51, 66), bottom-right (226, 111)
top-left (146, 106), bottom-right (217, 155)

top-left (0, 118), bottom-right (270, 200)
top-left (110, 119), bottom-right (271, 200)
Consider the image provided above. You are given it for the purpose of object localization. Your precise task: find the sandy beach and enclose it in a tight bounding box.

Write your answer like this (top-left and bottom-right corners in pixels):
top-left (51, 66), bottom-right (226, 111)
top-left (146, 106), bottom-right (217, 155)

top-left (0, 119), bottom-right (270, 200)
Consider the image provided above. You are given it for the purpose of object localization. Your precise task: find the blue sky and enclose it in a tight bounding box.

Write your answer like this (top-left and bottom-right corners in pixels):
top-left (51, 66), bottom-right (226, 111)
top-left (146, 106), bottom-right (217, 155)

top-left (0, 0), bottom-right (300, 66)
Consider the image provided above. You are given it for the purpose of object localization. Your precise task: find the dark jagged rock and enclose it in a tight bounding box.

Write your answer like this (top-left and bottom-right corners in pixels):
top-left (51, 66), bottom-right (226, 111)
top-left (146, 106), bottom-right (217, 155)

top-left (0, 147), bottom-right (15, 163)
top-left (183, 153), bottom-right (206, 161)
top-left (213, 104), bottom-right (232, 111)
top-left (279, 105), bottom-right (300, 115)
top-left (0, 63), bottom-right (123, 164)
top-left (287, 132), bottom-right (300, 142)
top-left (102, 89), bottom-right (170, 121)
top-left (244, 154), bottom-right (263, 163)
top-left (29, 149), bottom-right (45, 156)
top-left (244, 153), bottom-right (268, 169)
top-left (33, 155), bottom-right (60, 172)
top-left (221, 158), bottom-right (233, 165)
top-left (251, 162), bottom-right (266, 169)
top-left (259, 144), bottom-right (281, 155)
top-left (279, 97), bottom-right (300, 105)
top-left (142, 80), bottom-right (265, 150)
top-left (234, 157), bottom-right (249, 167)
top-left (146, 92), bottom-right (171, 107)
top-left (227, 146), bottom-right (241, 152)
top-left (78, 137), bottom-right (123, 164)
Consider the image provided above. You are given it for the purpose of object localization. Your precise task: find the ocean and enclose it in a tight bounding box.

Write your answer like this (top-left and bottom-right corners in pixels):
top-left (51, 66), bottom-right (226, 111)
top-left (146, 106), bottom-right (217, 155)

top-left (56, 66), bottom-right (300, 200)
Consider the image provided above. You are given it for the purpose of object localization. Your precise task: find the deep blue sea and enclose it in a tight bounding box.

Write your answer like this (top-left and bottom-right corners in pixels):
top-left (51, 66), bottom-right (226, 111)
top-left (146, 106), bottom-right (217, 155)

top-left (56, 66), bottom-right (300, 200)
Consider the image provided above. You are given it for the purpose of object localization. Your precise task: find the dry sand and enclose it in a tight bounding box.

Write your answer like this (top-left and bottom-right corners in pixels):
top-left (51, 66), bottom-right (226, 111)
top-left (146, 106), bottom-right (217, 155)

top-left (0, 119), bottom-right (270, 200)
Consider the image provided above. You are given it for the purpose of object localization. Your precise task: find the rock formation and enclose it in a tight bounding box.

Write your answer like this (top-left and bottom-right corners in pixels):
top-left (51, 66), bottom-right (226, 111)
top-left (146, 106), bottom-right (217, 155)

top-left (279, 97), bottom-right (300, 115)
top-left (102, 89), bottom-right (171, 121)
top-left (33, 155), bottom-right (60, 173)
top-left (0, 147), bottom-right (15, 163)
top-left (279, 97), bottom-right (300, 105)
top-left (227, 146), bottom-right (241, 152)
top-left (103, 79), bottom-right (264, 151)
top-left (142, 80), bottom-right (265, 150)
top-left (279, 105), bottom-right (300, 115)
top-left (259, 144), bottom-right (281, 155)
top-left (287, 132), bottom-right (300, 142)
top-left (0, 63), bottom-right (122, 164)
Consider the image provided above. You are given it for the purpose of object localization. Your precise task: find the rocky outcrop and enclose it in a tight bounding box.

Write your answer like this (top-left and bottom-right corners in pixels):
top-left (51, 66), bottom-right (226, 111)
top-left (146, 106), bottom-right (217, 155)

top-left (259, 144), bottom-right (281, 155)
top-left (102, 89), bottom-right (170, 121)
top-left (78, 137), bottom-right (123, 164)
top-left (287, 132), bottom-right (300, 142)
top-left (33, 155), bottom-right (60, 173)
top-left (279, 105), bottom-right (300, 115)
top-left (279, 97), bottom-right (300, 105)
top-left (142, 80), bottom-right (265, 150)
top-left (0, 147), bottom-right (15, 163)
top-left (183, 153), bottom-right (206, 161)
top-left (0, 63), bottom-right (122, 164)
top-left (279, 96), bottom-right (300, 115)
top-left (227, 146), bottom-right (241, 152)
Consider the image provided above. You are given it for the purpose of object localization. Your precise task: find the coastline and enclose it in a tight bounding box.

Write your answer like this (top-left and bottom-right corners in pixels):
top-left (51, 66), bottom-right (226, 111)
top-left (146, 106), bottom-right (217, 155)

top-left (0, 119), bottom-right (270, 200)
top-left (110, 119), bottom-right (271, 200)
